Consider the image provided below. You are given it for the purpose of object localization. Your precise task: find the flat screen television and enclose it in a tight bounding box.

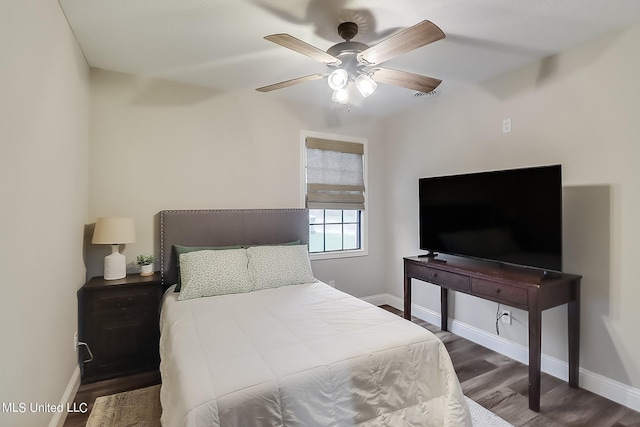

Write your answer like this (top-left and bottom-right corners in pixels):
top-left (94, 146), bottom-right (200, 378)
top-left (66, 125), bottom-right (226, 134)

top-left (419, 164), bottom-right (562, 272)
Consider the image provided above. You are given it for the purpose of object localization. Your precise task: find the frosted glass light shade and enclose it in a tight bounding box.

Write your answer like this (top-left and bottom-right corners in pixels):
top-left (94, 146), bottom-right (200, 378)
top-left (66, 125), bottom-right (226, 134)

top-left (355, 74), bottom-right (377, 97)
top-left (327, 69), bottom-right (349, 90)
top-left (331, 87), bottom-right (349, 104)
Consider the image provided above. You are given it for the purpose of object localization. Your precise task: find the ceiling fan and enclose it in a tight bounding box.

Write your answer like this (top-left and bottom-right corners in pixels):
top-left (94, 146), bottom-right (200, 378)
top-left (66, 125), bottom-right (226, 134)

top-left (256, 20), bottom-right (445, 104)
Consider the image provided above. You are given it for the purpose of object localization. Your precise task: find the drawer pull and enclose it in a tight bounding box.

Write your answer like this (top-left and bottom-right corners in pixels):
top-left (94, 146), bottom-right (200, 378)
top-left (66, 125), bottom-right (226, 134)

top-left (495, 289), bottom-right (501, 293)
top-left (431, 273), bottom-right (438, 278)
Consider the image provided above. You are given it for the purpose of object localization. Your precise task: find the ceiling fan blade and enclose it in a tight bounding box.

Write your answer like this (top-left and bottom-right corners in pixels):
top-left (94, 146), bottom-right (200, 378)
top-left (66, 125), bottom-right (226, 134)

top-left (369, 68), bottom-right (442, 93)
top-left (357, 20), bottom-right (445, 66)
top-left (256, 73), bottom-right (327, 92)
top-left (264, 34), bottom-right (341, 66)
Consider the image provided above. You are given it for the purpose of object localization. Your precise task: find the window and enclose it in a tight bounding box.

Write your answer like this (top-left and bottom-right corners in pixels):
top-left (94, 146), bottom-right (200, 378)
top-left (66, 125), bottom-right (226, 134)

top-left (309, 209), bottom-right (361, 253)
top-left (302, 132), bottom-right (367, 258)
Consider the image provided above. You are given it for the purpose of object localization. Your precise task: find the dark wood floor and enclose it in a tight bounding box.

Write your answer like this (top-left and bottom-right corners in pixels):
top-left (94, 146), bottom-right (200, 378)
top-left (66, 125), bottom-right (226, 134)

top-left (64, 306), bottom-right (640, 427)
top-left (382, 305), bottom-right (640, 427)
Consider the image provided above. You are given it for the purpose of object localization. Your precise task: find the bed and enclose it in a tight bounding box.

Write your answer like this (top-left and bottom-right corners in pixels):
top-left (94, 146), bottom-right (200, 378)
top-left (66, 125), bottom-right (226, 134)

top-left (158, 209), bottom-right (471, 427)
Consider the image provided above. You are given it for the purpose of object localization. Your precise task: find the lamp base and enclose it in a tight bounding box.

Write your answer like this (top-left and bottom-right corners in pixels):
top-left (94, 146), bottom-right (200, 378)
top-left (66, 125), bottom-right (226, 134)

top-left (104, 245), bottom-right (127, 280)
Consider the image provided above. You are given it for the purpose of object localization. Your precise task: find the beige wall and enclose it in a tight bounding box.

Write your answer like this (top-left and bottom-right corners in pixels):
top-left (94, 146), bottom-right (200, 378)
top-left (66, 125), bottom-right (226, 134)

top-left (0, 1), bottom-right (89, 426)
top-left (87, 69), bottom-right (390, 297)
top-left (383, 21), bottom-right (640, 391)
top-left (4, 1), bottom-right (639, 419)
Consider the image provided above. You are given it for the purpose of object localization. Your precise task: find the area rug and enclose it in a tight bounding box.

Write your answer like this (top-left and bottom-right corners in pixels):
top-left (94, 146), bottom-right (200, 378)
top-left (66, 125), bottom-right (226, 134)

top-left (86, 385), bottom-right (512, 427)
top-left (86, 384), bottom-right (161, 427)
top-left (465, 396), bottom-right (513, 427)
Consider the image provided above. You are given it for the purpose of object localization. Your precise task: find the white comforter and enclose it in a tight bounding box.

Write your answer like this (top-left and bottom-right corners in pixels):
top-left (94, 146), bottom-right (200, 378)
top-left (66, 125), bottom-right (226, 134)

top-left (159, 282), bottom-right (471, 427)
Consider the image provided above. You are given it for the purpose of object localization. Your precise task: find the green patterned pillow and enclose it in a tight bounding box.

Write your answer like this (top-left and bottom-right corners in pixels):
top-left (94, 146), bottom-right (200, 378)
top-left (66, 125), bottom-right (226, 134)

top-left (173, 244), bottom-right (242, 292)
top-left (246, 245), bottom-right (315, 290)
top-left (177, 249), bottom-right (252, 301)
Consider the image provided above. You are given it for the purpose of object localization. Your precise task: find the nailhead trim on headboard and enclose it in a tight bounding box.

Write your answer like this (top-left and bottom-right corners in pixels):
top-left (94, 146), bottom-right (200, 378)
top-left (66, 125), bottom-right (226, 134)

top-left (159, 209), bottom-right (309, 286)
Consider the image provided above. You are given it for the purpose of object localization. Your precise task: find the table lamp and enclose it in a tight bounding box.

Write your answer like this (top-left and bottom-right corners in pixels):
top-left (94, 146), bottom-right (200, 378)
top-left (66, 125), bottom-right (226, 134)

top-left (92, 217), bottom-right (136, 280)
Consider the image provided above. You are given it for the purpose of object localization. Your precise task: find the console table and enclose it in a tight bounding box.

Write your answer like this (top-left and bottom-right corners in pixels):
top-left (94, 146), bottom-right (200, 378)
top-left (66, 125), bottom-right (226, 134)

top-left (403, 255), bottom-right (581, 411)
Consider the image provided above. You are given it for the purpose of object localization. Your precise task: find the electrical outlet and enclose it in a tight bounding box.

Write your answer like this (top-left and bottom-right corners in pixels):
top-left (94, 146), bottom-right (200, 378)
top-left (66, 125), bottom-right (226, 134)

top-left (74, 331), bottom-right (78, 352)
top-left (502, 118), bottom-right (512, 133)
top-left (500, 310), bottom-right (512, 325)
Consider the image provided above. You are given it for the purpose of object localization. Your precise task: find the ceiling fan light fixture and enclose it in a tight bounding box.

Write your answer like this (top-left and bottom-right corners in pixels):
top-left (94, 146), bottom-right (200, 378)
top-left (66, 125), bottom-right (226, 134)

top-left (332, 87), bottom-right (349, 104)
top-left (355, 74), bottom-right (377, 98)
top-left (327, 69), bottom-right (349, 90)
top-left (259, 20), bottom-right (445, 108)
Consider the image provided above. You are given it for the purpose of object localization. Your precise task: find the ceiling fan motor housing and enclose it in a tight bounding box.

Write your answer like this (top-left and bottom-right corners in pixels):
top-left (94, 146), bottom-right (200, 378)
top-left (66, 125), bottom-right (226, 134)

top-left (337, 22), bottom-right (359, 41)
top-left (327, 22), bottom-right (370, 76)
top-left (327, 41), bottom-right (370, 76)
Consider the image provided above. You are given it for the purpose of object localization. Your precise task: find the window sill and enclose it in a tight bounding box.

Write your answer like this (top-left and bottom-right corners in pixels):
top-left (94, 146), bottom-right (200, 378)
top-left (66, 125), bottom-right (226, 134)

top-left (309, 248), bottom-right (368, 261)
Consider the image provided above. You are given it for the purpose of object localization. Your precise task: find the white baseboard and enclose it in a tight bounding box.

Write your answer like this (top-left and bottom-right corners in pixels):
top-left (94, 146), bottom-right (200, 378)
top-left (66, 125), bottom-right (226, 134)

top-left (361, 293), bottom-right (640, 413)
top-left (49, 366), bottom-right (81, 427)
top-left (360, 294), bottom-right (389, 308)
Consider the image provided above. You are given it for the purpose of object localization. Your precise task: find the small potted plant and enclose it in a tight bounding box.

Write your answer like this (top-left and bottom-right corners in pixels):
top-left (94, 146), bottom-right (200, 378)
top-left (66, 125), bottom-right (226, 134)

top-left (136, 254), bottom-right (155, 276)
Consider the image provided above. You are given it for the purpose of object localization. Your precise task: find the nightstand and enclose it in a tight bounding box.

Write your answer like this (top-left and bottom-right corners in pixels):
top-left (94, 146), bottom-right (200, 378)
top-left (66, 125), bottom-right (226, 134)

top-left (78, 272), bottom-right (163, 384)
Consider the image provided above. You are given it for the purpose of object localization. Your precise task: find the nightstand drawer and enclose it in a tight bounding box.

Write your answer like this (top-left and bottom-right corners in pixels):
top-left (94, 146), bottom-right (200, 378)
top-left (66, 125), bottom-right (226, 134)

top-left (89, 287), bottom-right (158, 317)
top-left (82, 312), bottom-right (159, 381)
top-left (472, 278), bottom-right (528, 308)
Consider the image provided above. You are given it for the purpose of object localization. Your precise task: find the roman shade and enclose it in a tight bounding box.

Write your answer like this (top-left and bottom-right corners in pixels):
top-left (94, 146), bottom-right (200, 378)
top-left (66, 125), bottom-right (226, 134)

top-left (305, 137), bottom-right (365, 210)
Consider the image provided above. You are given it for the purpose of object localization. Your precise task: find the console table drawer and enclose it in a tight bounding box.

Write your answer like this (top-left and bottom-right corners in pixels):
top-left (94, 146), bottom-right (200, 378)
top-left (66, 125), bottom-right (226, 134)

top-left (414, 265), bottom-right (470, 292)
top-left (472, 278), bottom-right (528, 308)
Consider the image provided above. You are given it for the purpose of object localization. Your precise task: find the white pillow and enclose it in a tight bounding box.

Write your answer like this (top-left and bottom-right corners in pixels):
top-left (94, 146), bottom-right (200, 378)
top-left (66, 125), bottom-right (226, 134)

top-left (247, 245), bottom-right (315, 290)
top-left (178, 249), bottom-right (252, 301)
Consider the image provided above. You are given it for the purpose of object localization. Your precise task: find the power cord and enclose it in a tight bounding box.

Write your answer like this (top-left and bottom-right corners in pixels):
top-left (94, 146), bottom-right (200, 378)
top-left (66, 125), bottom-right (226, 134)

top-left (495, 304), bottom-right (508, 335)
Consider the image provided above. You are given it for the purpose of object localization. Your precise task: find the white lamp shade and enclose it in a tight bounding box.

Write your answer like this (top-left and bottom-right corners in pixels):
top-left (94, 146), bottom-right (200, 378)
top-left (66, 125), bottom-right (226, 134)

top-left (92, 217), bottom-right (136, 244)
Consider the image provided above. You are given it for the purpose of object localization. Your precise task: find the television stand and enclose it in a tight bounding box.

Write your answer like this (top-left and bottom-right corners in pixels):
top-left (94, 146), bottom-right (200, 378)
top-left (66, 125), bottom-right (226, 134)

top-left (403, 255), bottom-right (581, 412)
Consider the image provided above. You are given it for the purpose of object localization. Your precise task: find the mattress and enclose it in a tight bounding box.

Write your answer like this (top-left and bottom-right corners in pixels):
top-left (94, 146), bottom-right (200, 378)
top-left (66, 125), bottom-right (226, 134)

top-left (159, 281), bottom-right (471, 427)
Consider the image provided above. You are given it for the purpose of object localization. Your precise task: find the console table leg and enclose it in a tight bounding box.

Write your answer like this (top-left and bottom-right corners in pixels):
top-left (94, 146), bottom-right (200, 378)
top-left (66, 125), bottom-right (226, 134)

top-left (568, 280), bottom-right (580, 388)
top-left (441, 288), bottom-right (449, 331)
top-left (528, 291), bottom-right (542, 412)
top-left (404, 273), bottom-right (412, 320)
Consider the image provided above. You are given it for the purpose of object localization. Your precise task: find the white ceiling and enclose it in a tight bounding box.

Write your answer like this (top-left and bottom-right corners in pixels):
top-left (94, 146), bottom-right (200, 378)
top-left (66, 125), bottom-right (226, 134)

top-left (58, 0), bottom-right (640, 117)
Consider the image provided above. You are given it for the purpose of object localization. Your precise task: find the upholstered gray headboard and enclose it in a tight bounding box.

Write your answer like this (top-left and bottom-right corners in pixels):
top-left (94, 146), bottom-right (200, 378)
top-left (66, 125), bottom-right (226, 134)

top-left (159, 209), bottom-right (309, 285)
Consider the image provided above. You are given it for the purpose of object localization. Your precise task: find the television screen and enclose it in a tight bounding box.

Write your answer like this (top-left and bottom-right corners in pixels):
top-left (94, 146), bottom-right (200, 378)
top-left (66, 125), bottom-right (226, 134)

top-left (419, 165), bottom-right (562, 272)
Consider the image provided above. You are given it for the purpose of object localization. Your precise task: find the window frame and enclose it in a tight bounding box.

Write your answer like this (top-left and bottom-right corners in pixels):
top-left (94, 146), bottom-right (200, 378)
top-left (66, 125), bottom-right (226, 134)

top-left (309, 209), bottom-right (362, 253)
top-left (301, 130), bottom-right (368, 260)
